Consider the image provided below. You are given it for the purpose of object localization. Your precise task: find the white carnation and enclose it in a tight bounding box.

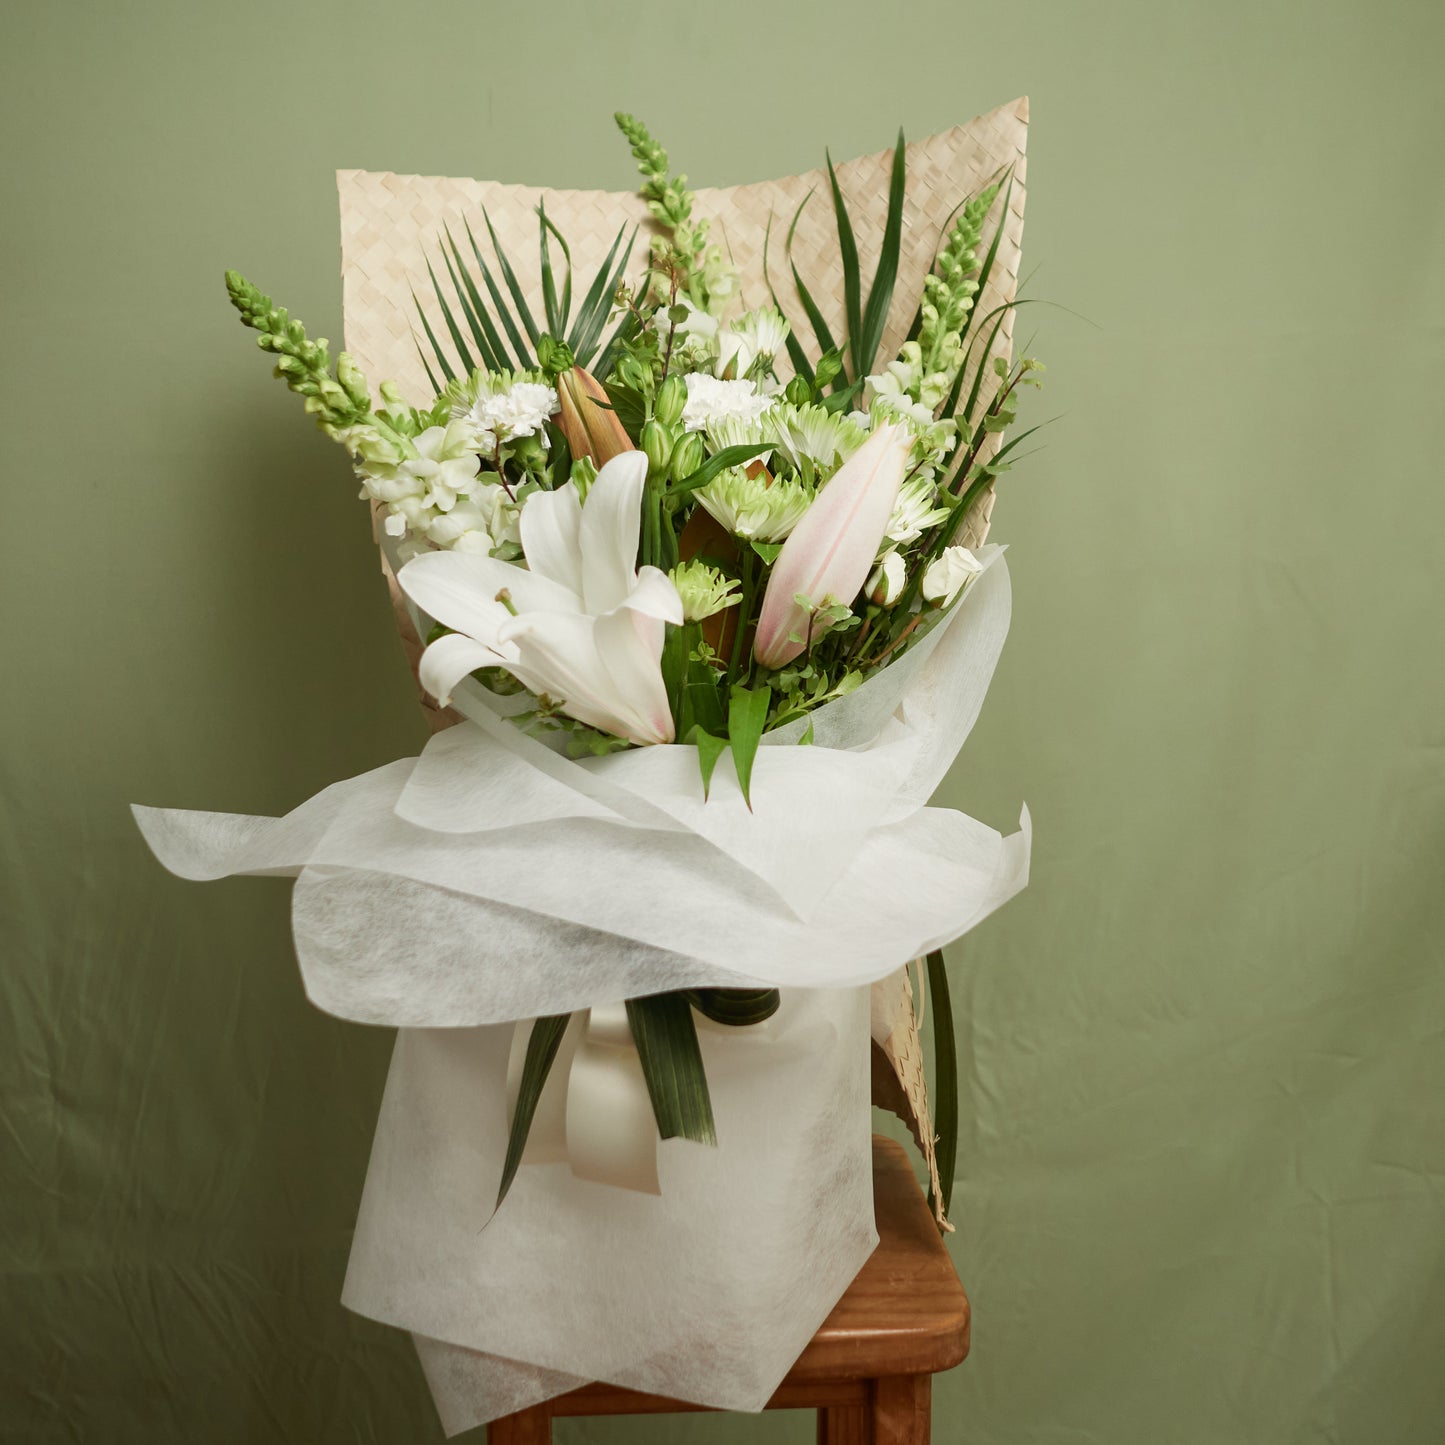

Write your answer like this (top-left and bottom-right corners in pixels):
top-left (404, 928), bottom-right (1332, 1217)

top-left (681, 374), bottom-right (774, 433)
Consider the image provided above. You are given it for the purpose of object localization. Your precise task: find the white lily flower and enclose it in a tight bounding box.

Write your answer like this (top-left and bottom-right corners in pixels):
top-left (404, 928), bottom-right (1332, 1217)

top-left (921, 545), bottom-right (985, 607)
top-left (397, 452), bottom-right (683, 746)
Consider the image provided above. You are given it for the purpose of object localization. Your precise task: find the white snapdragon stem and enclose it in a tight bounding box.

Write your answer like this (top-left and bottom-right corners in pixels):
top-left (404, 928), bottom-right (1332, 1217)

top-left (398, 452), bottom-right (683, 746)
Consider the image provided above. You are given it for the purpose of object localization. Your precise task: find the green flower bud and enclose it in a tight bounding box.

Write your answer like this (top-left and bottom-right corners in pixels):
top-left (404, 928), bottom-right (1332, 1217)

top-left (640, 418), bottom-right (673, 477)
top-left (570, 455), bottom-right (599, 502)
top-left (337, 352), bottom-right (371, 411)
top-left (783, 375), bottom-right (812, 407)
top-left (654, 373), bottom-right (686, 426)
top-left (668, 430), bottom-right (704, 484)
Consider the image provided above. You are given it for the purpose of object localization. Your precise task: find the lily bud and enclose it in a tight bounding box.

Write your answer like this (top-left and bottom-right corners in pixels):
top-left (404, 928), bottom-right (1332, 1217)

top-left (555, 365), bottom-right (634, 467)
top-left (640, 418), bottom-right (673, 477)
top-left (654, 374), bottom-right (686, 426)
top-left (752, 423), bottom-right (911, 669)
top-left (668, 430), bottom-right (705, 484)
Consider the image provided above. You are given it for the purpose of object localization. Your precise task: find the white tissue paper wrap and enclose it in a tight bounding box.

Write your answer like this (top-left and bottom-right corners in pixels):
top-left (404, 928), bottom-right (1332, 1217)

top-left (134, 546), bottom-right (1030, 1429)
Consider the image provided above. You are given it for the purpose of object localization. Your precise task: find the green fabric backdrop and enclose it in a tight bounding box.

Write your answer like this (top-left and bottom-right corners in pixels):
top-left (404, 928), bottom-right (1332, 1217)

top-left (3, 1), bottom-right (1442, 1440)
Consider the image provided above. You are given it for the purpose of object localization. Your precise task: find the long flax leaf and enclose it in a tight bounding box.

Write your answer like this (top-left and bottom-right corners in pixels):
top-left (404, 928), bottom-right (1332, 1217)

top-left (825, 151), bottom-right (862, 376)
top-left (496, 1013), bottom-right (571, 1207)
top-left (625, 994), bottom-right (716, 1145)
top-left (925, 950), bottom-right (958, 1219)
top-left (857, 130), bottom-right (907, 378)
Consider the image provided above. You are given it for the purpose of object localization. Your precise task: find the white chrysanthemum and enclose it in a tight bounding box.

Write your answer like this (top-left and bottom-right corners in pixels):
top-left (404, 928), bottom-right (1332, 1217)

top-left (467, 380), bottom-right (558, 446)
top-left (921, 546), bottom-right (985, 606)
top-left (716, 306), bottom-right (791, 378)
top-left (884, 473), bottom-right (951, 549)
top-left (766, 403), bottom-right (868, 473)
top-left (681, 374), bottom-right (774, 433)
top-left (694, 466), bottom-right (812, 542)
top-left (669, 560), bottom-right (742, 623)
top-left (705, 410), bottom-right (774, 461)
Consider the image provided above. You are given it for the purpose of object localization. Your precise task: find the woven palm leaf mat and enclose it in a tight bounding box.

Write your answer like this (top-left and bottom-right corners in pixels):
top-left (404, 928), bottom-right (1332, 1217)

top-left (340, 96), bottom-right (1029, 1226)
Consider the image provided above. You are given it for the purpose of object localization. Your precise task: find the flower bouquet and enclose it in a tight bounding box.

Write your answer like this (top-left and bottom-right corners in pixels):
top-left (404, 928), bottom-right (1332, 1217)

top-left (136, 98), bottom-right (1037, 1432)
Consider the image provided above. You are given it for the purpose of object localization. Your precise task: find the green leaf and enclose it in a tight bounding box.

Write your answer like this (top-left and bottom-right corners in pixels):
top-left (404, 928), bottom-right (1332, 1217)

top-left (410, 288), bottom-right (457, 383)
top-left (414, 334), bottom-right (443, 395)
top-left (727, 683), bottom-right (771, 809)
top-left (568, 223), bottom-right (636, 362)
top-left (762, 211), bottom-right (813, 386)
top-left (672, 443), bottom-right (773, 495)
top-left (625, 994), bottom-right (717, 1145)
top-left (856, 130), bottom-right (907, 379)
top-left (825, 150), bottom-right (862, 378)
top-left (790, 262), bottom-right (841, 373)
top-left (445, 223), bottom-right (514, 370)
top-left (536, 200), bottom-right (572, 340)
top-left (483, 209), bottom-right (541, 349)
top-left (688, 988), bottom-right (781, 1026)
top-left (749, 540), bottom-right (783, 564)
top-left (688, 725), bottom-right (730, 799)
top-left (437, 236), bottom-right (503, 372)
top-left (925, 950), bottom-right (958, 1220)
top-left (463, 217), bottom-right (533, 367)
top-left (496, 1013), bottom-right (571, 1208)
top-left (424, 256), bottom-right (477, 376)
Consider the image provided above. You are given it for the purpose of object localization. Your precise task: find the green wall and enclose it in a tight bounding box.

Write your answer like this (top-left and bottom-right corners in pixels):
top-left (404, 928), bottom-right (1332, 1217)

top-left (3, 1), bottom-right (1442, 1441)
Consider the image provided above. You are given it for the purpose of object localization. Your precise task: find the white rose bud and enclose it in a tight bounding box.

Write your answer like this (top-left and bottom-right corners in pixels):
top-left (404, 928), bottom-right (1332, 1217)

top-left (867, 549), bottom-right (906, 607)
top-left (920, 546), bottom-right (985, 607)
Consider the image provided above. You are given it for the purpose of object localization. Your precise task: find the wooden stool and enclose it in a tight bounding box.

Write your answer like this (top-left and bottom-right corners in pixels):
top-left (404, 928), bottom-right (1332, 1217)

top-left (488, 1135), bottom-right (970, 1444)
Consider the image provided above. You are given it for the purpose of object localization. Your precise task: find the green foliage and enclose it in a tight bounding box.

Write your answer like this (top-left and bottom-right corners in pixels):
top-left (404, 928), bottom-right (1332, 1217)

top-left (925, 950), bottom-right (958, 1220)
top-left (496, 1014), bottom-right (571, 1208)
top-left (225, 270), bottom-right (371, 433)
top-left (625, 994), bottom-right (717, 1145)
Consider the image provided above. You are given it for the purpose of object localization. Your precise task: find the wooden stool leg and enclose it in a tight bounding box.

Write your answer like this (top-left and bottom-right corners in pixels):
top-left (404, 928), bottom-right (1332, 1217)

top-left (486, 1403), bottom-right (551, 1444)
top-left (871, 1375), bottom-right (931, 1445)
top-left (818, 1399), bottom-right (871, 1443)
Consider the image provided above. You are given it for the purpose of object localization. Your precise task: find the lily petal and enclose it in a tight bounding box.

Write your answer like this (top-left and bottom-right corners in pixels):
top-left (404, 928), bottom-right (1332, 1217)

top-left (623, 565), bottom-right (685, 626)
top-left (398, 550), bottom-right (580, 641)
top-left (418, 631), bottom-right (511, 707)
top-left (519, 482), bottom-right (584, 597)
top-left (753, 423), bottom-right (910, 668)
top-left (579, 451), bottom-right (648, 614)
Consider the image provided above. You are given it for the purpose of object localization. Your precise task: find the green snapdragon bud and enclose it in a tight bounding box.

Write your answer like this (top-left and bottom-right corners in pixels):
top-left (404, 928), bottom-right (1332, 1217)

top-left (654, 373), bottom-right (686, 426)
top-left (640, 418), bottom-right (673, 477)
top-left (337, 352), bottom-right (372, 411)
top-left (668, 430), bottom-right (704, 484)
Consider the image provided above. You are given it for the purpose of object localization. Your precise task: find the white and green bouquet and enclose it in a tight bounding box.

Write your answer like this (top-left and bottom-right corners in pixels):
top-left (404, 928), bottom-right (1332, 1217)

top-left (137, 106), bottom-right (1037, 1430)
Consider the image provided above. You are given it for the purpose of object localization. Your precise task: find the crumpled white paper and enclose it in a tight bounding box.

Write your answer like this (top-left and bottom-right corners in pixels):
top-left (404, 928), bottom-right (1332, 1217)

top-left (132, 546), bottom-right (1029, 1428)
top-left (352, 987), bottom-right (875, 1435)
top-left (134, 549), bottom-right (1029, 1025)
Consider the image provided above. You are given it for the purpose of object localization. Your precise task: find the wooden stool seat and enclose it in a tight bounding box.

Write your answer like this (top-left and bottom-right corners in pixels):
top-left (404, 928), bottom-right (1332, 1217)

top-left (488, 1135), bottom-right (970, 1443)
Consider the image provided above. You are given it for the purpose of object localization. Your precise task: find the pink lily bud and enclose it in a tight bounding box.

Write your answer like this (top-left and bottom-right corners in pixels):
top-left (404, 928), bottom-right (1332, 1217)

top-left (752, 423), bottom-right (911, 668)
